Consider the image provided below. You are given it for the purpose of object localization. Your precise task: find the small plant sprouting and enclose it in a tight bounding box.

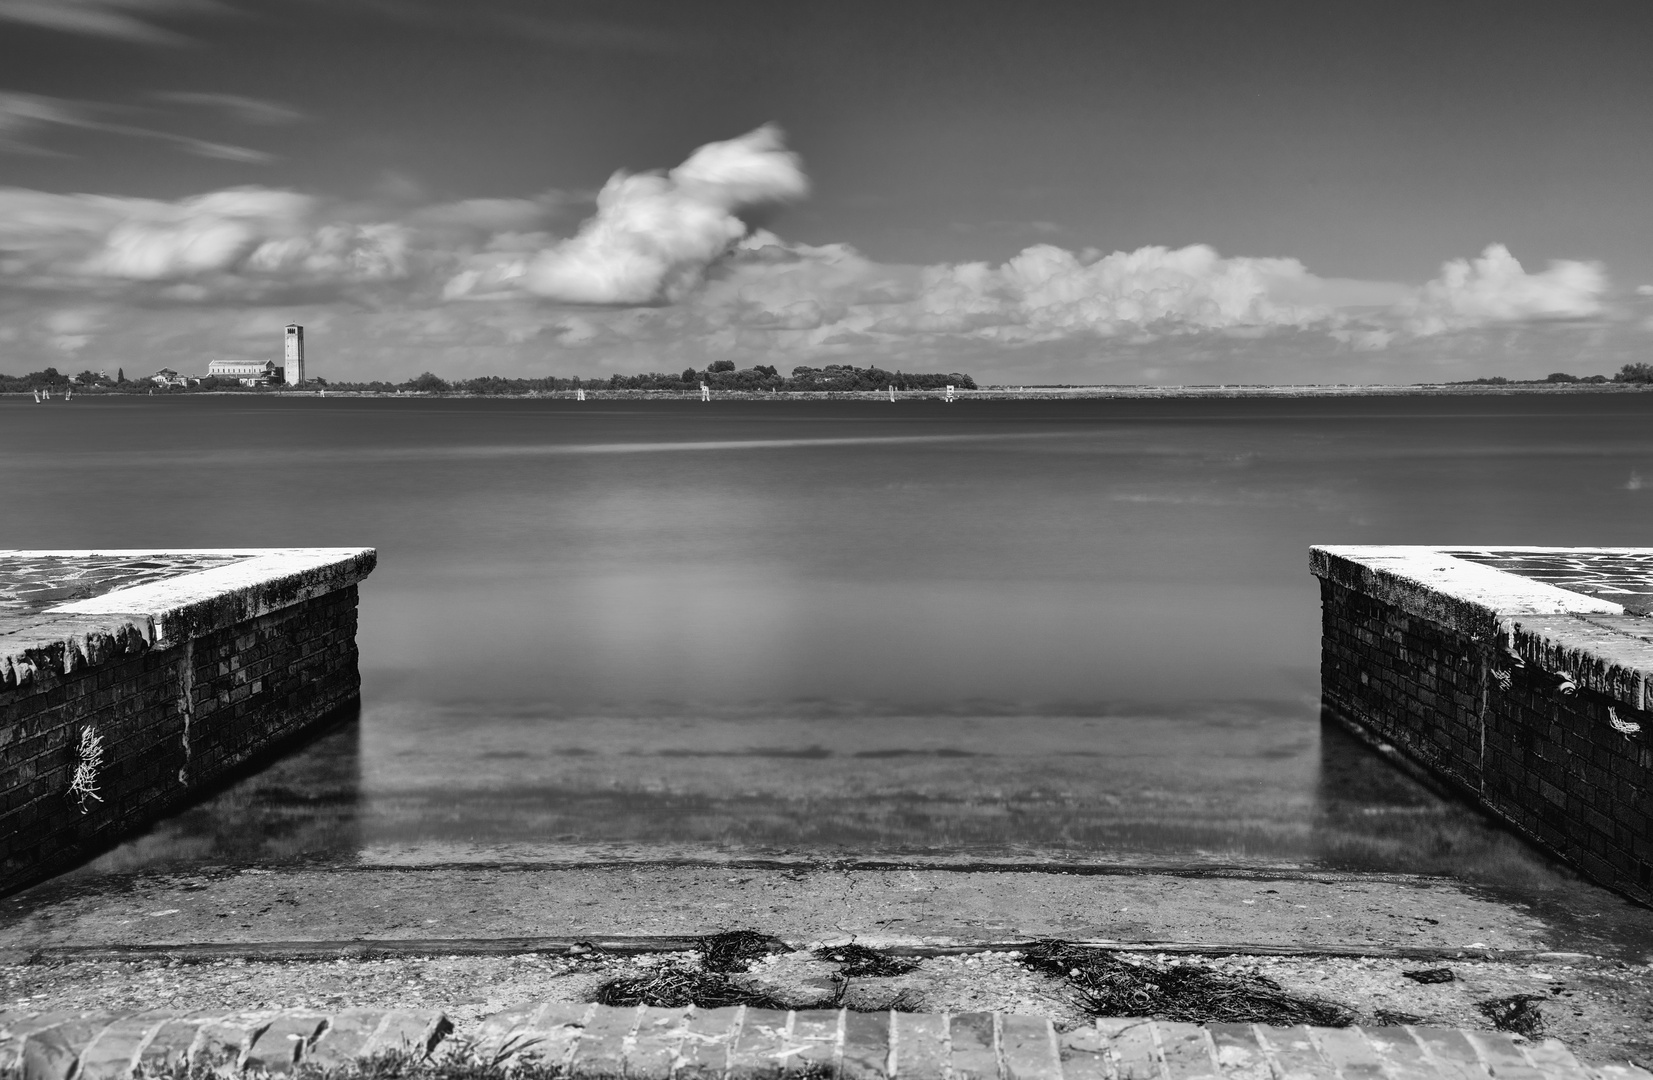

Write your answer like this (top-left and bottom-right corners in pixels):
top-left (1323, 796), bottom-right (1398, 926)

top-left (68, 726), bottom-right (105, 813)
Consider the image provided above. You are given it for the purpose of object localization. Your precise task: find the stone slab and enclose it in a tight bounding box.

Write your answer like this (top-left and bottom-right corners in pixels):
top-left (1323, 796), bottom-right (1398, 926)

top-left (1312, 545), bottom-right (1653, 711)
top-left (0, 549), bottom-right (375, 687)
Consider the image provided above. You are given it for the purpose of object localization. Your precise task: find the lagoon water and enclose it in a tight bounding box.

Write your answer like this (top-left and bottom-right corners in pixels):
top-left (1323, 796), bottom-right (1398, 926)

top-left (5, 393), bottom-right (1652, 894)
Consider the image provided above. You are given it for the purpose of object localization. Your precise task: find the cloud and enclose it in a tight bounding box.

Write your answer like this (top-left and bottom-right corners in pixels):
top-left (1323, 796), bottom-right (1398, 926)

top-left (912, 244), bottom-right (1331, 339)
top-left (0, 93), bottom-right (94, 155)
top-left (154, 91), bottom-right (305, 125)
top-left (312, 1), bottom-right (697, 55)
top-left (444, 125), bottom-right (808, 304)
top-left (0, 90), bottom-right (270, 161)
top-left (0, 125), bottom-right (1640, 385)
top-left (0, 187), bottom-right (412, 299)
top-left (0, 0), bottom-right (222, 43)
top-left (1402, 244), bottom-right (1606, 335)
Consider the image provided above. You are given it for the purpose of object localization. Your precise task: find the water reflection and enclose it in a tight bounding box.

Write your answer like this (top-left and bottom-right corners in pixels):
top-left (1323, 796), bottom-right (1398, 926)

top-left (1312, 709), bottom-right (1566, 886)
top-left (6, 394), bottom-right (1646, 918)
top-left (63, 696), bottom-right (1592, 894)
top-left (74, 705), bottom-right (364, 876)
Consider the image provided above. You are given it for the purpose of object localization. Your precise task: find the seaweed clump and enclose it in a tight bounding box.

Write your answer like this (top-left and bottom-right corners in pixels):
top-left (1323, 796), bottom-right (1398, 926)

top-left (1477, 994), bottom-right (1547, 1038)
top-left (592, 929), bottom-right (817, 1010)
top-left (698, 930), bottom-right (789, 973)
top-left (813, 943), bottom-right (918, 978)
top-left (1021, 941), bottom-right (1354, 1027)
top-left (592, 963), bottom-right (795, 1010)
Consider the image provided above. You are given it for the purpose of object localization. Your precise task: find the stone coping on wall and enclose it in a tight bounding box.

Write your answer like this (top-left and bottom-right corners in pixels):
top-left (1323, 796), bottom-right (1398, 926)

top-left (0, 549), bottom-right (376, 691)
top-left (1311, 546), bottom-right (1653, 713)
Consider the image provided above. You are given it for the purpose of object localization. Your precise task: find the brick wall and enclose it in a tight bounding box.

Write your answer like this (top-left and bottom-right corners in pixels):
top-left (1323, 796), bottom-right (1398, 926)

top-left (0, 586), bottom-right (360, 895)
top-left (1319, 576), bottom-right (1653, 905)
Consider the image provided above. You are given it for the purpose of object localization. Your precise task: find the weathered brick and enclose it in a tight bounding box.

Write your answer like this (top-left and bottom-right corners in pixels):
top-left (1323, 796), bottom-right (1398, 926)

top-left (1155, 1021), bottom-right (1218, 1080)
top-left (568, 1002), bottom-right (635, 1078)
top-left (948, 1013), bottom-right (997, 1080)
top-left (840, 1009), bottom-right (889, 1080)
top-left (1097, 1018), bottom-right (1159, 1080)
top-left (22, 1018), bottom-right (113, 1080)
top-left (726, 1008), bottom-right (792, 1079)
top-left (358, 1010), bottom-right (451, 1060)
top-left (1204, 1024), bottom-right (1270, 1080)
top-left (675, 1006), bottom-right (742, 1079)
top-left (244, 1014), bottom-right (327, 1075)
top-left (785, 1010), bottom-right (841, 1075)
top-left (626, 1007), bottom-right (692, 1080)
top-left (893, 1011), bottom-right (948, 1080)
top-left (999, 1015), bottom-right (1060, 1080)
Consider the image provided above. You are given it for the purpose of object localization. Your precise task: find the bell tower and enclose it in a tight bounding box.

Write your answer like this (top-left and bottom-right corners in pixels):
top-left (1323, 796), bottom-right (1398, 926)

top-left (284, 323), bottom-right (304, 385)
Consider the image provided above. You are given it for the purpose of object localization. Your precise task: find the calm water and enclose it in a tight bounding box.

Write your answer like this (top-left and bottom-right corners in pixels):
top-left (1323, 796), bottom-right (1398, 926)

top-left (5, 394), bottom-right (1652, 892)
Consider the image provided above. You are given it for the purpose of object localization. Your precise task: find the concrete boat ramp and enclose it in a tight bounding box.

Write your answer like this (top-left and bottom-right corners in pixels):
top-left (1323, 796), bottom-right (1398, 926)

top-left (5, 549), bottom-right (1653, 1075)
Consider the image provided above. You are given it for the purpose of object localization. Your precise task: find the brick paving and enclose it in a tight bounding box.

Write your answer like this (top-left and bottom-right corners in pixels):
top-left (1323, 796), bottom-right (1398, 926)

top-left (2, 1004), bottom-right (1649, 1080)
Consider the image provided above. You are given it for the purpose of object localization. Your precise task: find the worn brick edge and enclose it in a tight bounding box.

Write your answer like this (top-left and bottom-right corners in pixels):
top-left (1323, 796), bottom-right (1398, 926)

top-left (1, 549), bottom-right (376, 691)
top-left (1312, 546), bottom-right (1653, 712)
top-left (2, 1005), bottom-right (1645, 1080)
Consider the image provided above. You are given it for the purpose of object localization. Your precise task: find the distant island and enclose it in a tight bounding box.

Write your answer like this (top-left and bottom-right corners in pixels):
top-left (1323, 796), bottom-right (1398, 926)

top-left (4, 362), bottom-right (1652, 398)
top-left (0, 361), bottom-right (977, 396)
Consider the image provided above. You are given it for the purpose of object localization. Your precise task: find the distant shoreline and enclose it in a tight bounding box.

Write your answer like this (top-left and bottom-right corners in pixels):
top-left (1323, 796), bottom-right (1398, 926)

top-left (8, 382), bottom-right (1653, 401)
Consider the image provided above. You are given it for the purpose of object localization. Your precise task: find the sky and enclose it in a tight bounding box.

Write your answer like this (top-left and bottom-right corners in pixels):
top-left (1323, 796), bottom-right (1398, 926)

top-left (3, 0), bottom-right (1652, 385)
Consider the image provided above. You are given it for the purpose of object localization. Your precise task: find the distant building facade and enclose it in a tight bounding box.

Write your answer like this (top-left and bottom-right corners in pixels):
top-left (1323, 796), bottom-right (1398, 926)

top-left (207, 359), bottom-right (277, 386)
top-left (150, 368), bottom-right (190, 387)
top-left (284, 323), bottom-right (304, 385)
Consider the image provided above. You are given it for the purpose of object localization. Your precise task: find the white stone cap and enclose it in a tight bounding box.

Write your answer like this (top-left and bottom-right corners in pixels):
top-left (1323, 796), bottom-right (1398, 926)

top-left (1, 548), bottom-right (375, 665)
top-left (1312, 546), bottom-right (1625, 624)
top-left (1312, 545), bottom-right (1652, 711)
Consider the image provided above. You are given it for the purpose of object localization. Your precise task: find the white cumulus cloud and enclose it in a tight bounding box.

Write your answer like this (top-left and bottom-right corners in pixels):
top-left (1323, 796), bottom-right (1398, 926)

top-left (444, 125), bottom-right (808, 305)
top-left (1403, 244), bottom-right (1606, 335)
top-left (918, 244), bottom-right (1330, 339)
top-left (0, 186), bottom-right (417, 301)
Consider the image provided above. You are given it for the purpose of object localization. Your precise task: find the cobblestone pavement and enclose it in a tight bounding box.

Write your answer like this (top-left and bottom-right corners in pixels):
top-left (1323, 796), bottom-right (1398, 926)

top-left (3, 1003), bottom-right (1650, 1080)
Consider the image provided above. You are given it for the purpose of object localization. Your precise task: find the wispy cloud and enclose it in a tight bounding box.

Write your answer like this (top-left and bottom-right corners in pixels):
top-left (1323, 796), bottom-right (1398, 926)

top-left (154, 91), bottom-right (305, 125)
top-left (0, 93), bottom-right (86, 155)
top-left (0, 90), bottom-right (271, 162)
top-left (331, 0), bottom-right (698, 54)
top-left (0, 0), bottom-right (223, 44)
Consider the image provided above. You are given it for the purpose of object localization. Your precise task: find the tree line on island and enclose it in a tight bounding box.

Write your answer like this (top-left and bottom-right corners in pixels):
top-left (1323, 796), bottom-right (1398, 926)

top-left (0, 361), bottom-right (978, 395)
top-left (7, 362), bottom-right (1653, 395)
top-left (1453, 364), bottom-right (1653, 385)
